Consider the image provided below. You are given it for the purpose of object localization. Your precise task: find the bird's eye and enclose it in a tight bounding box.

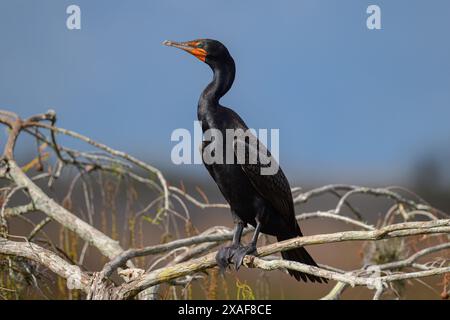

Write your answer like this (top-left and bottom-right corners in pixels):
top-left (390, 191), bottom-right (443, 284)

top-left (197, 43), bottom-right (204, 48)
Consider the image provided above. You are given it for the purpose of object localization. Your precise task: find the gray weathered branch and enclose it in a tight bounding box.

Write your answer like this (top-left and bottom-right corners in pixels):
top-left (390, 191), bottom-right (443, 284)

top-left (0, 237), bottom-right (90, 293)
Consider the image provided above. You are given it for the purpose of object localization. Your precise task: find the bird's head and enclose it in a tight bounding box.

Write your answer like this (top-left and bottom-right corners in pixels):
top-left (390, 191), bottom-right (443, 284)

top-left (163, 39), bottom-right (232, 66)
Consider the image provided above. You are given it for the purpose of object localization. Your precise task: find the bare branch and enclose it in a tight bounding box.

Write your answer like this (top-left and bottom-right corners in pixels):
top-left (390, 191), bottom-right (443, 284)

top-left (0, 237), bottom-right (90, 293)
top-left (115, 219), bottom-right (450, 299)
top-left (297, 211), bottom-right (375, 230)
top-left (26, 121), bottom-right (170, 214)
top-left (4, 160), bottom-right (125, 259)
top-left (3, 203), bottom-right (35, 218)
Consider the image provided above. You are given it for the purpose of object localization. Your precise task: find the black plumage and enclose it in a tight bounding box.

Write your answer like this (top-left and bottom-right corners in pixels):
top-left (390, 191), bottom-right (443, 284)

top-left (164, 39), bottom-right (326, 283)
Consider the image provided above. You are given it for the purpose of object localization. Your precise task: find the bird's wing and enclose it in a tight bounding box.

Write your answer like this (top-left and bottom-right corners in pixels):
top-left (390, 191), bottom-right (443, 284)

top-left (233, 135), bottom-right (296, 226)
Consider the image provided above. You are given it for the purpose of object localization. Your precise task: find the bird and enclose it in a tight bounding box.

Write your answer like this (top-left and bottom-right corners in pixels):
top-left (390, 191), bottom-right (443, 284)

top-left (164, 38), bottom-right (326, 283)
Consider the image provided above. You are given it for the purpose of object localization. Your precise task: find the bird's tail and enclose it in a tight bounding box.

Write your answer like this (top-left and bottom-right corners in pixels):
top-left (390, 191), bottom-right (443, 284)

top-left (276, 230), bottom-right (327, 283)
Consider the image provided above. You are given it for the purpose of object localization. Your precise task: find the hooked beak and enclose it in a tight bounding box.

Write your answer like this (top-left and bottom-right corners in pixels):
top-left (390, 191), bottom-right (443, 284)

top-left (163, 40), bottom-right (207, 62)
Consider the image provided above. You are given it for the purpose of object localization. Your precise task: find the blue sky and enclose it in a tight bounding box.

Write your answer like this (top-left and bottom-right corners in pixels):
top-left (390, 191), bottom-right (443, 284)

top-left (1, 1), bottom-right (449, 184)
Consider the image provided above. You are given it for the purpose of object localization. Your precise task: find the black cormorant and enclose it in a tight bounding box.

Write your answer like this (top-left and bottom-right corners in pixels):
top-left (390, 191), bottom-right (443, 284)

top-left (164, 39), bottom-right (325, 283)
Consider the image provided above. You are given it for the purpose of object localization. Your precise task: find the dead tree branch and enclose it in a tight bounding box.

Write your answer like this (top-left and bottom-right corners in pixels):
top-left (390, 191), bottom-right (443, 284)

top-left (0, 109), bottom-right (448, 300)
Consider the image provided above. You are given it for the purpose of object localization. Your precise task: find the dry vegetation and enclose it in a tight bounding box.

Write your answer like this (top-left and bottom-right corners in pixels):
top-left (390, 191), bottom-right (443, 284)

top-left (0, 109), bottom-right (449, 300)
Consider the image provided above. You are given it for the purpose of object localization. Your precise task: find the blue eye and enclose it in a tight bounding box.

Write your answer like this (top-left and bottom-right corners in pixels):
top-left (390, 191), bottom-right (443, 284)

top-left (197, 43), bottom-right (204, 48)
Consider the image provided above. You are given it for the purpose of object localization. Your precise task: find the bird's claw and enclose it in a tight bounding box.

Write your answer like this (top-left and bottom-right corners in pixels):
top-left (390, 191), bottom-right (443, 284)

top-left (215, 244), bottom-right (257, 272)
top-left (215, 244), bottom-right (239, 273)
top-left (231, 244), bottom-right (257, 270)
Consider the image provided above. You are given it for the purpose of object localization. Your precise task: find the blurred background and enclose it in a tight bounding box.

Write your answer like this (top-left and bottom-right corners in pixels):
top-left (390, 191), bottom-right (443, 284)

top-left (0, 0), bottom-right (449, 299)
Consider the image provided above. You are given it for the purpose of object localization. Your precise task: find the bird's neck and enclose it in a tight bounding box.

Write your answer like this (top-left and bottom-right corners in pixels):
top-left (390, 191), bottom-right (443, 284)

top-left (198, 58), bottom-right (235, 121)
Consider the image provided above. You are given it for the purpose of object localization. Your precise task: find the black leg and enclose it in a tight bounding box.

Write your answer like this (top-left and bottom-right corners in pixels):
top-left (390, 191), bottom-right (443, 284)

top-left (250, 221), bottom-right (261, 246)
top-left (232, 220), bottom-right (261, 270)
top-left (215, 221), bottom-right (245, 272)
top-left (232, 221), bottom-right (245, 246)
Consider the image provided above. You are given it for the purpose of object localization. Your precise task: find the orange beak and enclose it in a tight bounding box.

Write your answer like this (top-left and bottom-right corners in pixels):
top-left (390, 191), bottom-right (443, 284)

top-left (163, 40), bottom-right (207, 62)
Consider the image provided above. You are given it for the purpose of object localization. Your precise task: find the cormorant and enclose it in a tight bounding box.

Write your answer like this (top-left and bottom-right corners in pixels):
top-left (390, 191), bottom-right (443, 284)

top-left (164, 39), bottom-right (325, 283)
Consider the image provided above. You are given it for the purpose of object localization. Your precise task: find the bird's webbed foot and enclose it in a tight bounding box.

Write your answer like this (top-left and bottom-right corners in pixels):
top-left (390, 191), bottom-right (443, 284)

top-left (231, 244), bottom-right (257, 270)
top-left (215, 244), bottom-right (240, 273)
